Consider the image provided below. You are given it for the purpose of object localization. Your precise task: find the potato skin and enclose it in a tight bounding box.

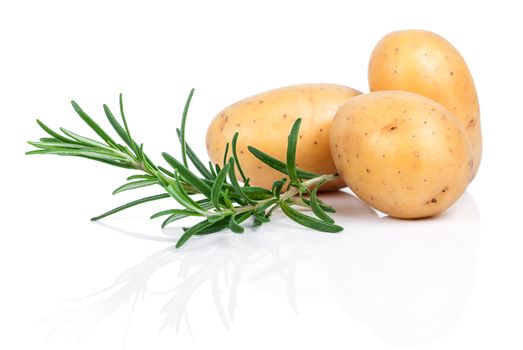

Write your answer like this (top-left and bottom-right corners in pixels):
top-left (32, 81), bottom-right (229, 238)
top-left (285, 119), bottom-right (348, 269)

top-left (330, 91), bottom-right (472, 219)
top-left (368, 30), bottom-right (482, 180)
top-left (206, 84), bottom-right (361, 190)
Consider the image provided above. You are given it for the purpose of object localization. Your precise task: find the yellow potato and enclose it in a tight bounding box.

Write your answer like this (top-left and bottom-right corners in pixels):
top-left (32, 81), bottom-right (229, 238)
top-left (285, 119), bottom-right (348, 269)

top-left (368, 30), bottom-right (482, 180)
top-left (330, 91), bottom-right (472, 219)
top-left (206, 84), bottom-right (361, 190)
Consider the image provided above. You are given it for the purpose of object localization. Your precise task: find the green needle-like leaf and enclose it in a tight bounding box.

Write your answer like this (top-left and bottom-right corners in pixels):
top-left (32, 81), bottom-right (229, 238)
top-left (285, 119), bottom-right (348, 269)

top-left (223, 142), bottom-right (230, 167)
top-left (91, 193), bottom-right (170, 221)
top-left (227, 158), bottom-right (255, 205)
top-left (59, 128), bottom-right (113, 150)
top-left (272, 178), bottom-right (287, 198)
top-left (286, 118), bottom-right (301, 186)
top-left (176, 218), bottom-right (213, 248)
top-left (180, 88), bottom-right (195, 167)
top-left (248, 146), bottom-right (319, 179)
top-left (162, 210), bottom-right (200, 228)
top-left (279, 200), bottom-right (343, 233)
top-left (150, 209), bottom-right (178, 219)
top-left (310, 182), bottom-right (334, 223)
top-left (176, 128), bottom-right (213, 180)
top-left (71, 100), bottom-right (119, 148)
top-left (231, 132), bottom-right (248, 183)
top-left (229, 213), bottom-right (245, 233)
top-left (103, 104), bottom-right (133, 148)
top-left (127, 174), bottom-right (156, 181)
top-left (162, 152), bottom-right (212, 197)
top-left (36, 119), bottom-right (78, 144)
top-left (211, 162), bottom-right (231, 210)
top-left (112, 179), bottom-right (158, 195)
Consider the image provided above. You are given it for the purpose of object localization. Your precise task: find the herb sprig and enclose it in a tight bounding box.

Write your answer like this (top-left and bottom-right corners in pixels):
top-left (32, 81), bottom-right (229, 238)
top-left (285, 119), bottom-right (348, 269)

top-left (27, 90), bottom-right (343, 248)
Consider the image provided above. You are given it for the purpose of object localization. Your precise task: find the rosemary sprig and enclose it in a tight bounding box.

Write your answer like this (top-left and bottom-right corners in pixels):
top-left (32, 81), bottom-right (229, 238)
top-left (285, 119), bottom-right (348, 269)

top-left (27, 90), bottom-right (343, 248)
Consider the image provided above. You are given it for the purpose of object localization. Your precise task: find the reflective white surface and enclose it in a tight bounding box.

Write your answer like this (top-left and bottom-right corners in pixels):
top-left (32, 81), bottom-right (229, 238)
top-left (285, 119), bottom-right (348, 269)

top-left (12, 192), bottom-right (482, 349)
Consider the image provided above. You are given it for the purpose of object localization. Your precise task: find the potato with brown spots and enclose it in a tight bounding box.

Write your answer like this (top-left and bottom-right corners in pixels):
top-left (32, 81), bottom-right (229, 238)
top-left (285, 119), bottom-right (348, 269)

top-left (368, 30), bottom-right (482, 180)
top-left (206, 84), bottom-right (361, 190)
top-left (330, 91), bottom-right (472, 218)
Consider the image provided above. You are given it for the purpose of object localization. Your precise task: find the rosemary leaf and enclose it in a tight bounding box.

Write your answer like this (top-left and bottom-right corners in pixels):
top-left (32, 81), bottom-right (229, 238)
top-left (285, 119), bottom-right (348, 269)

top-left (71, 100), bottom-right (119, 148)
top-left (162, 210), bottom-right (200, 228)
top-left (162, 152), bottom-right (212, 197)
top-left (229, 213), bottom-right (245, 233)
top-left (279, 200), bottom-right (343, 233)
top-left (247, 146), bottom-right (319, 179)
top-left (176, 128), bottom-right (213, 180)
top-left (211, 162), bottom-right (231, 210)
top-left (286, 118), bottom-right (301, 186)
top-left (310, 181), bottom-right (335, 223)
top-left (112, 179), bottom-right (158, 195)
top-left (180, 88), bottom-right (195, 167)
top-left (91, 193), bottom-right (170, 221)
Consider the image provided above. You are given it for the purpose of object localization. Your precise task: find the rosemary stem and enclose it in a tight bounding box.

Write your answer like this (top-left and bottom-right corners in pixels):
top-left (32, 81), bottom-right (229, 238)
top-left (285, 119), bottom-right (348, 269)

top-left (229, 173), bottom-right (338, 215)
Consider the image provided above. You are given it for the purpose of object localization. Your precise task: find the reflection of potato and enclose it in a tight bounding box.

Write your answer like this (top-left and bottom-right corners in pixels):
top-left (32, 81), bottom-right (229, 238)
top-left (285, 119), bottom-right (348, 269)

top-left (328, 193), bottom-right (480, 345)
top-left (206, 84), bottom-right (361, 190)
top-left (368, 30), bottom-right (482, 179)
top-left (330, 91), bottom-right (472, 218)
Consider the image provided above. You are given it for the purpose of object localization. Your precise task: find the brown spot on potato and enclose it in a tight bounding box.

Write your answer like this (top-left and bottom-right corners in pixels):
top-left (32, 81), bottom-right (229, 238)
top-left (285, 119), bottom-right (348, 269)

top-left (282, 114), bottom-right (287, 118)
top-left (314, 141), bottom-right (318, 145)
top-left (258, 100), bottom-right (264, 103)
top-left (431, 198), bottom-right (437, 203)
top-left (382, 124), bottom-right (398, 131)
top-left (450, 71), bottom-right (454, 76)
top-left (236, 123), bottom-right (240, 127)
top-left (257, 166), bottom-right (262, 170)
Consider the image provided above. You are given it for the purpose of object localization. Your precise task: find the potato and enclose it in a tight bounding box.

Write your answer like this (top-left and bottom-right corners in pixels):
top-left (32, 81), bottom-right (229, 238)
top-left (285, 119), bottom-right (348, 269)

top-left (206, 84), bottom-right (361, 190)
top-left (330, 91), bottom-right (472, 219)
top-left (368, 30), bottom-right (482, 180)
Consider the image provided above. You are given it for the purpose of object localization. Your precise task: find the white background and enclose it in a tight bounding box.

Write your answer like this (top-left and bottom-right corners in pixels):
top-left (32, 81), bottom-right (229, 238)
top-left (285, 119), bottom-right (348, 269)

top-left (1, 0), bottom-right (522, 349)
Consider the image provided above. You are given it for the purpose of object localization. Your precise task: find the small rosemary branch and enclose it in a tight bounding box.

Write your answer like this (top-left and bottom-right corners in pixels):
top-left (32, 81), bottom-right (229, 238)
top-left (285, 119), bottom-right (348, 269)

top-left (27, 89), bottom-right (343, 248)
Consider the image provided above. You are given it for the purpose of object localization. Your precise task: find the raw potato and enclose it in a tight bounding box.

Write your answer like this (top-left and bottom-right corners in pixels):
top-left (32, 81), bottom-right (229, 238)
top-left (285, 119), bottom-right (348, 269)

top-left (368, 30), bottom-right (482, 180)
top-left (330, 91), bottom-right (472, 219)
top-left (206, 84), bottom-right (361, 190)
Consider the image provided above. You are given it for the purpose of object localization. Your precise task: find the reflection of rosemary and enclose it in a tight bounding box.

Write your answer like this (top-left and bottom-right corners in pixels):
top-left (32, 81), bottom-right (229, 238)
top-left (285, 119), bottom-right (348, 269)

top-left (26, 89), bottom-right (343, 248)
